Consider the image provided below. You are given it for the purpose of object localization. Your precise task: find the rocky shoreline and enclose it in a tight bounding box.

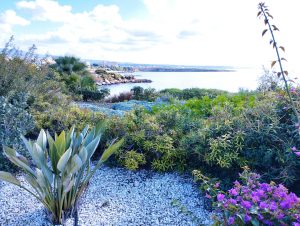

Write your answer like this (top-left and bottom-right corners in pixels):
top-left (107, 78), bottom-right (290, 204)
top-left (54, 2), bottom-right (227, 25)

top-left (89, 68), bottom-right (152, 86)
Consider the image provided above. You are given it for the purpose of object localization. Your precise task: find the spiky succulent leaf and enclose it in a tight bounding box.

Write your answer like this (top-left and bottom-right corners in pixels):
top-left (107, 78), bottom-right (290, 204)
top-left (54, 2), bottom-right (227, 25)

top-left (57, 147), bottom-right (72, 172)
top-left (0, 171), bottom-right (21, 186)
top-left (100, 138), bottom-right (124, 163)
top-left (37, 129), bottom-right (47, 151)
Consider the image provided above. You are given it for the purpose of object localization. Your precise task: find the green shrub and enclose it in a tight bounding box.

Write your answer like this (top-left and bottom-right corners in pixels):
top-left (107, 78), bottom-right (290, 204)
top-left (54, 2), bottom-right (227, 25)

top-left (160, 88), bottom-right (228, 100)
top-left (131, 86), bottom-right (158, 101)
top-left (80, 75), bottom-right (97, 90)
top-left (0, 125), bottom-right (123, 224)
top-left (120, 150), bottom-right (146, 170)
top-left (0, 94), bottom-right (34, 171)
top-left (33, 106), bottom-right (106, 135)
top-left (51, 56), bottom-right (87, 75)
top-left (78, 88), bottom-right (110, 101)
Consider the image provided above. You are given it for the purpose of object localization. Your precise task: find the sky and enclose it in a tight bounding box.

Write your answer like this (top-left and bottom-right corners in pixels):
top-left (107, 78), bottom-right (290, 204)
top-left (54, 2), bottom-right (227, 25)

top-left (0, 0), bottom-right (300, 73)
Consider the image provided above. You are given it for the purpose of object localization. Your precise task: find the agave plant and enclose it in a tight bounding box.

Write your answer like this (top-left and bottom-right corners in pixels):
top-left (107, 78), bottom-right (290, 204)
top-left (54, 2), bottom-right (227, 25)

top-left (0, 124), bottom-right (123, 225)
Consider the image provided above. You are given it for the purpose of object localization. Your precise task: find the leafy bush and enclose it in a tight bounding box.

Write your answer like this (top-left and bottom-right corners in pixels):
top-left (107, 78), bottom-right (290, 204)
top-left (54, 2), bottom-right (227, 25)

top-left (80, 75), bottom-right (97, 90)
top-left (51, 56), bottom-right (87, 75)
top-left (0, 94), bottom-right (34, 171)
top-left (213, 169), bottom-right (300, 226)
top-left (33, 106), bottom-right (106, 135)
top-left (131, 86), bottom-right (158, 101)
top-left (118, 150), bottom-right (146, 170)
top-left (78, 88), bottom-right (110, 101)
top-left (0, 125), bottom-right (123, 224)
top-left (160, 88), bottom-right (228, 100)
top-left (110, 108), bottom-right (186, 171)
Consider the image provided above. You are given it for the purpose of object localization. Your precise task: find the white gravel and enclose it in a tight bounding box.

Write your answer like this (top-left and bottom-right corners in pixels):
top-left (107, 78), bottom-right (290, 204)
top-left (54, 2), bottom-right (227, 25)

top-left (0, 167), bottom-right (213, 226)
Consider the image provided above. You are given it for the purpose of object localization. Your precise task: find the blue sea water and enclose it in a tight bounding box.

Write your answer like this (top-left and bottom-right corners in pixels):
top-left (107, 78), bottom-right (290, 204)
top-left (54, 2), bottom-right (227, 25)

top-left (101, 68), bottom-right (262, 96)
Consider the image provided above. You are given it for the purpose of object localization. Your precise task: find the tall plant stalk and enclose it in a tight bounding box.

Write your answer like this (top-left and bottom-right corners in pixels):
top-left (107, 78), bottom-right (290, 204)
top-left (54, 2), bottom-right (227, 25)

top-left (258, 2), bottom-right (300, 124)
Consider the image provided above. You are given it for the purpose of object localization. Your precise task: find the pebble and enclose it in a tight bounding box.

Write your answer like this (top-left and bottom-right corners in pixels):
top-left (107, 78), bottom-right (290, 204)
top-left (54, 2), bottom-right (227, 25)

top-left (0, 166), bottom-right (213, 226)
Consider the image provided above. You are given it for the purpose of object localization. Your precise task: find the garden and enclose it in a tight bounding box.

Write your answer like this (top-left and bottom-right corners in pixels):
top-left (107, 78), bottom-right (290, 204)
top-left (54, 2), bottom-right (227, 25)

top-left (0, 2), bottom-right (300, 226)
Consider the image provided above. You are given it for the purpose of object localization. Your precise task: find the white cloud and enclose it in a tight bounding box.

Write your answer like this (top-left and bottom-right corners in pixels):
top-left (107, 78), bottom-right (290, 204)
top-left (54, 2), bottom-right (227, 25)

top-left (17, 0), bottom-right (72, 22)
top-left (0, 10), bottom-right (30, 32)
top-left (3, 0), bottom-right (300, 73)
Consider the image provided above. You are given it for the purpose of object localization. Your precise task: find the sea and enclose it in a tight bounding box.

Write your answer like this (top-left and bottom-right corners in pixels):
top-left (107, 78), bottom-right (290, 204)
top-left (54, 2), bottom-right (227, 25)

top-left (101, 68), bottom-right (263, 96)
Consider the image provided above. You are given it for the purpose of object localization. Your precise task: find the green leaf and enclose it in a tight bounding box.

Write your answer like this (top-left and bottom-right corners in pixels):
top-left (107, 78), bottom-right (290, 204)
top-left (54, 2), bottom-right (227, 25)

top-left (3, 146), bottom-right (36, 176)
top-left (85, 136), bottom-right (101, 159)
top-left (262, 29), bottom-right (268, 36)
top-left (57, 147), bottom-right (72, 172)
top-left (79, 147), bottom-right (88, 164)
top-left (36, 168), bottom-right (48, 188)
top-left (279, 46), bottom-right (285, 52)
top-left (257, 11), bottom-right (262, 17)
top-left (69, 155), bottom-right (83, 175)
top-left (21, 135), bottom-right (33, 154)
top-left (55, 131), bottom-right (66, 157)
top-left (63, 177), bottom-right (74, 193)
top-left (0, 171), bottom-right (21, 186)
top-left (100, 138), bottom-right (124, 163)
top-left (272, 25), bottom-right (279, 31)
top-left (251, 219), bottom-right (260, 226)
top-left (281, 57), bottom-right (287, 62)
top-left (37, 129), bottom-right (47, 150)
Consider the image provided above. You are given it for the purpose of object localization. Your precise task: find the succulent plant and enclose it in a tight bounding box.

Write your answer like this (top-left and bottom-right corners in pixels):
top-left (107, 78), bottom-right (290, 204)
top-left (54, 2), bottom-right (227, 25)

top-left (0, 124), bottom-right (123, 224)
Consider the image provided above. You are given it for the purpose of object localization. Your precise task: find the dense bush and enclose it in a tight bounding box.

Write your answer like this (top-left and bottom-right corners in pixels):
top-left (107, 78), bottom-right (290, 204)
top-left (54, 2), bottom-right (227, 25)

top-left (160, 88), bottom-right (229, 100)
top-left (0, 94), bottom-right (34, 171)
top-left (103, 90), bottom-right (300, 191)
top-left (33, 105), bottom-right (106, 135)
top-left (78, 88), bottom-right (110, 101)
top-left (105, 108), bottom-right (187, 172)
top-left (131, 86), bottom-right (159, 101)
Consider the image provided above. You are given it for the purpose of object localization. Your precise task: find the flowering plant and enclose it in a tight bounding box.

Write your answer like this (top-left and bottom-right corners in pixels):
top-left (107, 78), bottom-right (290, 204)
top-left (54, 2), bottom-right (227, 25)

top-left (214, 168), bottom-right (300, 225)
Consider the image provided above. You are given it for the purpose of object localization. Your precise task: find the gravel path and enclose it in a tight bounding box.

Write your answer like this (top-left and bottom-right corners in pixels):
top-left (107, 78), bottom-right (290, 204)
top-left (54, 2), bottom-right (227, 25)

top-left (0, 167), bottom-right (213, 226)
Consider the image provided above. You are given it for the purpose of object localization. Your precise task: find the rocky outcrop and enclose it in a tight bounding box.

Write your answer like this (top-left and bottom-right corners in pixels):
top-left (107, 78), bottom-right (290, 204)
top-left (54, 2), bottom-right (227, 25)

top-left (90, 68), bottom-right (152, 86)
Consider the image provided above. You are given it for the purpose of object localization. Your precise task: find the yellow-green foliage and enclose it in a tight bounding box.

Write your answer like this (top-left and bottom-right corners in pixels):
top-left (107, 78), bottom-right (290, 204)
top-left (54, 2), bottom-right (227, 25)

top-left (122, 150), bottom-right (146, 170)
top-left (33, 106), bottom-right (105, 135)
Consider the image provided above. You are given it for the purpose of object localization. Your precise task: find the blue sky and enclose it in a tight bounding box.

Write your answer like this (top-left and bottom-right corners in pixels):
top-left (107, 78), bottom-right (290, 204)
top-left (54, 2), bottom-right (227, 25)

top-left (0, 0), bottom-right (300, 71)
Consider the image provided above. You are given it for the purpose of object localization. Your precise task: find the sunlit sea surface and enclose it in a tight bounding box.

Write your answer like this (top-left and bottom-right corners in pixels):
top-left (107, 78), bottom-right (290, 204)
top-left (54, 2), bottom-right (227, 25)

top-left (101, 68), bottom-right (262, 96)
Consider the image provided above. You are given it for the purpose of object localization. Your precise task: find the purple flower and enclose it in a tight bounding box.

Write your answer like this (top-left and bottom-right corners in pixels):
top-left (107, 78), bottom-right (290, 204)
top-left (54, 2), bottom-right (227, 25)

top-left (269, 201), bottom-right (277, 211)
top-left (293, 223), bottom-right (300, 226)
top-left (214, 182), bottom-right (220, 188)
top-left (228, 216), bottom-right (235, 225)
top-left (275, 211), bottom-right (285, 220)
top-left (234, 181), bottom-right (241, 187)
top-left (291, 146), bottom-right (297, 151)
top-left (229, 188), bottom-right (238, 196)
top-left (228, 198), bottom-right (237, 205)
top-left (205, 193), bottom-right (211, 199)
top-left (241, 200), bottom-right (252, 209)
top-left (217, 193), bottom-right (225, 201)
top-left (244, 214), bottom-right (251, 222)
top-left (259, 201), bottom-right (268, 209)
top-left (280, 199), bottom-right (292, 209)
top-left (295, 152), bottom-right (300, 157)
top-left (252, 196), bottom-right (260, 203)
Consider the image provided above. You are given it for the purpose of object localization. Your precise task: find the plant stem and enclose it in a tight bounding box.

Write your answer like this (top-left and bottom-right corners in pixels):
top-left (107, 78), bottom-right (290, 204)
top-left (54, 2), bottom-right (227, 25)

top-left (259, 4), bottom-right (300, 124)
